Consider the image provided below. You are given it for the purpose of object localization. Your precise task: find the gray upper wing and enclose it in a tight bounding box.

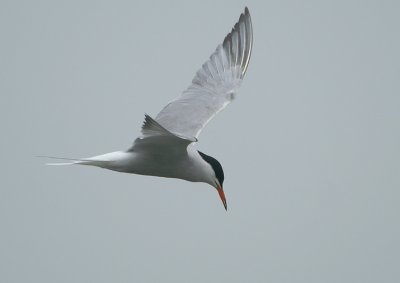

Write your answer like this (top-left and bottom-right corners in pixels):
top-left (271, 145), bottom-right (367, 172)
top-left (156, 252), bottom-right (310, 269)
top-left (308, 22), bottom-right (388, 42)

top-left (155, 7), bottom-right (253, 138)
top-left (129, 114), bottom-right (194, 153)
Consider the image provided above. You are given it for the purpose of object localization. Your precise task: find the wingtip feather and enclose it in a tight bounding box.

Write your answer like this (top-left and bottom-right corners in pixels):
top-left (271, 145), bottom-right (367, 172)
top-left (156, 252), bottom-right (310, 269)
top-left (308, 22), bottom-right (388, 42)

top-left (46, 162), bottom-right (75, 166)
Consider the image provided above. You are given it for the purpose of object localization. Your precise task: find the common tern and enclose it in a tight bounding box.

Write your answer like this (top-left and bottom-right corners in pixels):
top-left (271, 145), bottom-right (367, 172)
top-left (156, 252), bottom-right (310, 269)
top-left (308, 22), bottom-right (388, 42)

top-left (44, 7), bottom-right (253, 210)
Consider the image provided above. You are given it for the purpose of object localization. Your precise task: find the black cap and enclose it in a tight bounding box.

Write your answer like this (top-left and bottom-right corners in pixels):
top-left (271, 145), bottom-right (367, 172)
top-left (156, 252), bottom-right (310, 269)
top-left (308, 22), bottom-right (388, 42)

top-left (198, 151), bottom-right (224, 186)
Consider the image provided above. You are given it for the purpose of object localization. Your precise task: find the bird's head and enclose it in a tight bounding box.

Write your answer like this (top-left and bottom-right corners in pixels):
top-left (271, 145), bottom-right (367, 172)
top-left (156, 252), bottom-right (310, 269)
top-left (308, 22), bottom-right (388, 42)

top-left (197, 151), bottom-right (227, 211)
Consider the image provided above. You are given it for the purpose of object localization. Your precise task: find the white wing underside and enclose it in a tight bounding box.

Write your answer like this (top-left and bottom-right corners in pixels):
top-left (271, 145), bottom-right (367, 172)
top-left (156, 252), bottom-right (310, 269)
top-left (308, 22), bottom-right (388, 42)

top-left (154, 7), bottom-right (253, 139)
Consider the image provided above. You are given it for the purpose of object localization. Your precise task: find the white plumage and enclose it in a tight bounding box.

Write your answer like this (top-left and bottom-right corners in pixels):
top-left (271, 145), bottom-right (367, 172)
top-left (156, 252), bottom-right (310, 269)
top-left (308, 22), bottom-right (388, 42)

top-left (44, 7), bottom-right (253, 210)
top-left (155, 8), bottom-right (252, 138)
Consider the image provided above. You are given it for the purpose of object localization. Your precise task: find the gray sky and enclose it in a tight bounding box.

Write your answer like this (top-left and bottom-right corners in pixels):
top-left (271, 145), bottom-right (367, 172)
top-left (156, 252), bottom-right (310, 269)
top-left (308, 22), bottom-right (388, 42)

top-left (1, 0), bottom-right (399, 282)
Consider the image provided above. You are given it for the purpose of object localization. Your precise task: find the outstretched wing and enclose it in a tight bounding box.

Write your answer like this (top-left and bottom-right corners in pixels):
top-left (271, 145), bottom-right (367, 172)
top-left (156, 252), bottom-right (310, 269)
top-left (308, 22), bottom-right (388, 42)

top-left (155, 7), bottom-right (253, 138)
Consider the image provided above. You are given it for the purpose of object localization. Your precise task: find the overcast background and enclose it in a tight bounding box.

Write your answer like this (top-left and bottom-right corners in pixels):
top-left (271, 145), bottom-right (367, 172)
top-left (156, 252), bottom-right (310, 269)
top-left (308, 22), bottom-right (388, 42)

top-left (1, 0), bottom-right (399, 282)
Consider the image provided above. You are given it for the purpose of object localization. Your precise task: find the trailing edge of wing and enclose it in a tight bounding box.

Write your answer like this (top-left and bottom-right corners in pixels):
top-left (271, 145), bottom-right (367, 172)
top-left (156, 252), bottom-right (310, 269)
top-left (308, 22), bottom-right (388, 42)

top-left (154, 7), bottom-right (253, 138)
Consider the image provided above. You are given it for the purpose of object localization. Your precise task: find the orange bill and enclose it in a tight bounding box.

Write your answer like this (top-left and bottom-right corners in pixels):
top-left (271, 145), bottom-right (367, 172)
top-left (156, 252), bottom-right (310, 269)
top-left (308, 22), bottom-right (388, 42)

top-left (217, 185), bottom-right (227, 211)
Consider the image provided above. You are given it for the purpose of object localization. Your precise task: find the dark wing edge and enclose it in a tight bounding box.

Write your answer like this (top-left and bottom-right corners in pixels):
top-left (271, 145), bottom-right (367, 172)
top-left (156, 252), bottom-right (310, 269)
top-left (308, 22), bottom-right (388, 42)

top-left (223, 6), bottom-right (253, 78)
top-left (191, 7), bottom-right (253, 90)
top-left (152, 7), bottom-right (253, 138)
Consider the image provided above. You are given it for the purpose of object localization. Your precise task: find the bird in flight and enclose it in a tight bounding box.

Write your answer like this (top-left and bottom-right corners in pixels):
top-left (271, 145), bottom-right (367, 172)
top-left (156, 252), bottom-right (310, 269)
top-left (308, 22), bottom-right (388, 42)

top-left (44, 7), bottom-right (253, 210)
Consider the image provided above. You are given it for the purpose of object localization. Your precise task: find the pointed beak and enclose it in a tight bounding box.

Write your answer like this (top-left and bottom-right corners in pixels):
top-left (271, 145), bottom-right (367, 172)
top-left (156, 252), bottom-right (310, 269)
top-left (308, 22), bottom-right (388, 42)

top-left (217, 185), bottom-right (227, 211)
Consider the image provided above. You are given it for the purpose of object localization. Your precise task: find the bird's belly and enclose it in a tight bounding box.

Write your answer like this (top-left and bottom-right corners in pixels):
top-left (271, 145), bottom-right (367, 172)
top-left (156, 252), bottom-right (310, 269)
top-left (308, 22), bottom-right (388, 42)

top-left (113, 152), bottom-right (192, 181)
top-left (135, 159), bottom-right (190, 180)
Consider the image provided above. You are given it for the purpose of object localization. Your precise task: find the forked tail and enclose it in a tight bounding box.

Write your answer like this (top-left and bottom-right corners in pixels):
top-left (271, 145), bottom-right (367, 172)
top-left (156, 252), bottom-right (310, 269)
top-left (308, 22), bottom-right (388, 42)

top-left (36, 155), bottom-right (97, 166)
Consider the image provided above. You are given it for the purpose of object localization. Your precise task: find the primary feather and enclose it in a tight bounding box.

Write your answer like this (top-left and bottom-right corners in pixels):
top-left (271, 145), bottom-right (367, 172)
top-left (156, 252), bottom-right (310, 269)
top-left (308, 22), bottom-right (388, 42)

top-left (154, 7), bottom-right (253, 138)
top-left (41, 8), bottom-right (253, 211)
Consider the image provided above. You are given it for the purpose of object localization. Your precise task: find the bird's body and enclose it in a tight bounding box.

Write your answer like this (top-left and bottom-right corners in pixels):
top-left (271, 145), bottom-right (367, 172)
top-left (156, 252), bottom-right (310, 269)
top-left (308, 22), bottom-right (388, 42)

top-left (51, 117), bottom-right (217, 185)
top-left (77, 147), bottom-right (213, 185)
top-left (44, 8), bottom-right (253, 210)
